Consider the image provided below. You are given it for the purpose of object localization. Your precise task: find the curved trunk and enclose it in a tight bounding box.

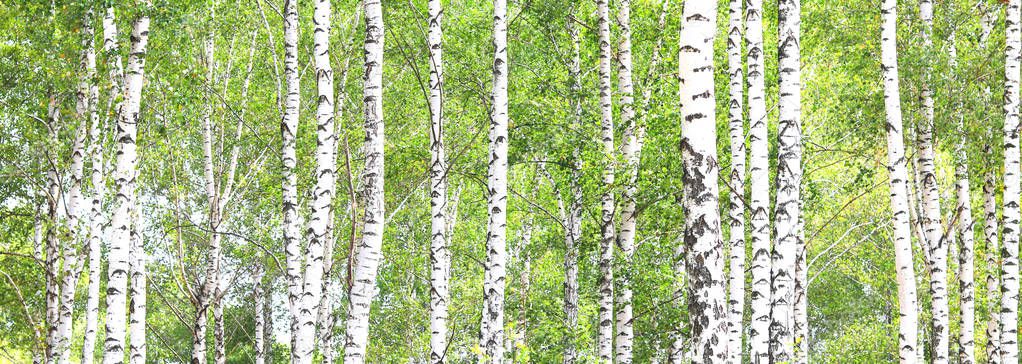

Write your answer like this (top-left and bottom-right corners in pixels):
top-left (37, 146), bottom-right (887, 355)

top-left (770, 0), bottom-right (802, 362)
top-left (344, 0), bottom-right (385, 361)
top-left (480, 0), bottom-right (509, 361)
top-left (679, 0), bottom-right (726, 362)
top-left (880, 0), bottom-right (920, 361)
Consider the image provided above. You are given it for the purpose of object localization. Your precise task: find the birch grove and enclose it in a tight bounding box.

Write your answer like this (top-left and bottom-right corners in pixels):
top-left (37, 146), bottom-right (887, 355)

top-left (2, 0), bottom-right (1021, 363)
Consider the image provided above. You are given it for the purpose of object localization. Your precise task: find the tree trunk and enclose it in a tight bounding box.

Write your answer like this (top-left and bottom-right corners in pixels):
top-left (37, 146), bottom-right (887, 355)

top-left (128, 202), bottom-right (146, 364)
top-left (794, 216), bottom-right (808, 364)
top-left (103, 8), bottom-right (149, 364)
top-left (955, 121), bottom-right (976, 364)
top-left (596, 0), bottom-right (616, 361)
top-left (746, 0), bottom-right (770, 359)
top-left (481, 0), bottom-right (508, 361)
top-left (344, 0), bottom-right (385, 361)
top-left (1001, 2), bottom-right (1022, 362)
top-left (725, 0), bottom-right (746, 360)
top-left (679, 0), bottom-right (726, 362)
top-left (615, 0), bottom-right (636, 361)
top-left (44, 98), bottom-right (62, 364)
top-left (563, 5), bottom-right (582, 364)
top-left (254, 266), bottom-right (266, 364)
top-left (279, 0), bottom-right (302, 357)
top-left (880, 0), bottom-right (920, 361)
top-left (985, 138), bottom-right (1002, 364)
top-left (669, 240), bottom-right (687, 364)
top-left (770, 0), bottom-right (802, 362)
top-left (427, 0), bottom-right (449, 360)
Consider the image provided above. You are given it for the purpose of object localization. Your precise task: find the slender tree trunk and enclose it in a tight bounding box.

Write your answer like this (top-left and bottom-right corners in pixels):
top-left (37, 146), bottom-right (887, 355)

top-left (44, 98), bottom-right (62, 364)
top-left (669, 240), bottom-right (687, 364)
top-left (481, 0), bottom-right (508, 361)
top-left (595, 0), bottom-right (616, 361)
top-left (794, 216), bottom-right (808, 364)
top-left (55, 10), bottom-right (95, 363)
top-left (563, 5), bottom-right (582, 364)
top-left (279, 0), bottom-right (303, 359)
top-left (955, 122), bottom-right (977, 364)
top-left (81, 7), bottom-right (107, 361)
top-left (679, 1), bottom-right (726, 362)
top-left (614, 0), bottom-right (637, 361)
top-left (745, 0), bottom-right (770, 359)
top-left (427, 0), bottom-right (449, 360)
top-left (128, 202), bottom-right (146, 364)
top-left (103, 8), bottom-right (149, 364)
top-left (916, 2), bottom-right (951, 361)
top-left (1001, 2), bottom-right (1022, 362)
top-left (725, 0), bottom-right (747, 360)
top-left (880, 0), bottom-right (920, 361)
top-left (194, 12), bottom-right (220, 361)
top-left (344, 0), bottom-right (385, 361)
top-left (985, 138), bottom-right (1002, 364)
top-left (770, 1), bottom-right (802, 362)
top-left (254, 265), bottom-right (266, 364)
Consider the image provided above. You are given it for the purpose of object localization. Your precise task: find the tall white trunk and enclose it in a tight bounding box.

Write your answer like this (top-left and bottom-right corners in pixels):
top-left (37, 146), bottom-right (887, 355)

top-left (426, 0), bottom-right (449, 360)
top-left (44, 98), bottom-right (62, 364)
top-left (254, 266), bottom-right (266, 364)
top-left (194, 10), bottom-right (221, 361)
top-left (103, 9), bottom-right (149, 364)
top-left (344, 0), bottom-right (385, 361)
top-left (82, 6), bottom-right (107, 364)
top-left (294, 0), bottom-right (337, 361)
top-left (880, 0), bottom-right (920, 361)
top-left (563, 6), bottom-right (582, 363)
top-left (595, 0), bottom-right (616, 361)
top-left (128, 201), bottom-right (146, 364)
top-left (746, 0), bottom-right (770, 360)
top-left (1001, 2), bottom-right (1022, 362)
top-left (794, 216), bottom-right (808, 364)
top-left (916, 2), bottom-right (951, 361)
top-left (769, 0), bottom-right (802, 362)
top-left (985, 138), bottom-right (1002, 364)
top-left (679, 0), bottom-right (726, 362)
top-left (280, 0), bottom-right (303, 359)
top-left (955, 121), bottom-right (976, 364)
top-left (614, 0), bottom-right (636, 361)
top-left (55, 9), bottom-right (95, 363)
top-left (725, 0), bottom-right (746, 360)
top-left (481, 0), bottom-right (508, 361)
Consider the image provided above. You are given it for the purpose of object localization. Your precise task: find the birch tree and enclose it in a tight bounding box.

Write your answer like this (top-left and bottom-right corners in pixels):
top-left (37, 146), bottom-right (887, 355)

top-left (480, 0), bottom-right (509, 360)
top-left (769, 0), bottom-right (802, 362)
top-left (880, 0), bottom-right (920, 361)
top-left (103, 6), bottom-right (150, 363)
top-left (746, 0), bottom-right (771, 358)
top-left (679, 0), bottom-right (726, 362)
top-left (563, 5), bottom-right (582, 363)
top-left (725, 0), bottom-right (747, 359)
top-left (344, 0), bottom-right (386, 360)
top-left (595, 0), bottom-right (616, 360)
top-left (947, 33), bottom-right (976, 364)
top-left (1001, 1), bottom-right (1022, 362)
top-left (985, 134), bottom-right (1002, 364)
top-left (279, 0), bottom-right (303, 359)
top-left (615, 0), bottom-right (637, 360)
top-left (427, 0), bottom-right (450, 360)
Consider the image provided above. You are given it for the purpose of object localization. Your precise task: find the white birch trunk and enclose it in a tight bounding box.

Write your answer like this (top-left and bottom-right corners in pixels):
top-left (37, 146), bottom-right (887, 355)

top-left (881, 0), bottom-right (920, 361)
top-left (563, 6), bottom-right (582, 364)
top-left (1001, 2), bottom-right (1022, 362)
top-left (726, 0), bottom-right (747, 360)
top-left (615, 0), bottom-right (637, 361)
top-left (127, 200), bottom-right (146, 364)
top-left (481, 0), bottom-right (509, 361)
top-left (770, 0), bottom-right (802, 362)
top-left (596, 0), bottom-right (616, 361)
top-left (679, 1), bottom-right (726, 362)
top-left (955, 119), bottom-right (976, 364)
top-left (44, 98), bottom-right (62, 364)
top-left (279, 0), bottom-right (303, 359)
top-left (255, 266), bottom-right (266, 364)
top-left (746, 0), bottom-right (771, 359)
top-left (344, 0), bottom-right (385, 360)
top-left (82, 7), bottom-right (106, 361)
top-left (427, 0), bottom-right (449, 360)
top-left (794, 216), bottom-right (808, 364)
top-left (194, 13), bottom-right (220, 362)
top-left (103, 9), bottom-right (149, 364)
top-left (985, 139), bottom-right (1002, 364)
